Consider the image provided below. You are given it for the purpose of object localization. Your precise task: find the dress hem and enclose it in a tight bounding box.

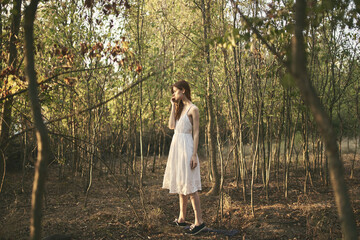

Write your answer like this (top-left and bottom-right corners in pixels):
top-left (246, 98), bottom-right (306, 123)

top-left (162, 186), bottom-right (202, 196)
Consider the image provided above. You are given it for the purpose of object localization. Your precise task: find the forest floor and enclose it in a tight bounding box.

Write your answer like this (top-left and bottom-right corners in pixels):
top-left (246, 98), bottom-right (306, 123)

top-left (1, 153), bottom-right (360, 240)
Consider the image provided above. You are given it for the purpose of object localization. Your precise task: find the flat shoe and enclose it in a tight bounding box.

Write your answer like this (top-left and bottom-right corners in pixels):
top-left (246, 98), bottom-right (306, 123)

top-left (170, 218), bottom-right (187, 227)
top-left (185, 222), bottom-right (206, 235)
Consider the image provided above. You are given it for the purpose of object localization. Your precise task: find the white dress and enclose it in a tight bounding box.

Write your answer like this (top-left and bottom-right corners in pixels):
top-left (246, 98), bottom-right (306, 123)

top-left (162, 104), bottom-right (202, 195)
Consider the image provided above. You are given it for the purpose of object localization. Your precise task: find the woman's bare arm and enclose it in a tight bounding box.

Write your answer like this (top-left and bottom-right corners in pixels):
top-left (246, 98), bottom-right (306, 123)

top-left (191, 106), bottom-right (200, 157)
top-left (168, 103), bottom-right (176, 129)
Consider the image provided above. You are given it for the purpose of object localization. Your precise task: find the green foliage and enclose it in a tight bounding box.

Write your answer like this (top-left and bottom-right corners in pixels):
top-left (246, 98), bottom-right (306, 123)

top-left (0, 0), bottom-right (358, 166)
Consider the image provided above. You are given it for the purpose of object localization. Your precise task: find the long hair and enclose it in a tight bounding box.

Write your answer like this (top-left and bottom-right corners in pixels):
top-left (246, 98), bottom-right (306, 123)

top-left (171, 80), bottom-right (192, 121)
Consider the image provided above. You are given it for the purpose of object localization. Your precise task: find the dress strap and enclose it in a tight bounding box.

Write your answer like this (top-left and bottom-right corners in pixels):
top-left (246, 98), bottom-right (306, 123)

top-left (185, 104), bottom-right (193, 114)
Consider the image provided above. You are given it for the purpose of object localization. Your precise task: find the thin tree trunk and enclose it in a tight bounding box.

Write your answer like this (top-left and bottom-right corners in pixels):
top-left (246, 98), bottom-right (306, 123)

top-left (351, 85), bottom-right (360, 178)
top-left (285, 113), bottom-right (298, 198)
top-left (0, 2), bottom-right (2, 70)
top-left (24, 1), bottom-right (52, 239)
top-left (0, 2), bottom-right (8, 188)
top-left (265, 117), bottom-right (272, 200)
top-left (0, 149), bottom-right (5, 193)
top-left (136, 0), bottom-right (147, 220)
top-left (21, 119), bottom-right (27, 193)
top-left (303, 109), bottom-right (311, 194)
top-left (0, 0), bottom-right (21, 141)
top-left (84, 133), bottom-right (95, 207)
top-left (201, 0), bottom-right (219, 195)
top-left (293, 1), bottom-right (357, 238)
top-left (251, 108), bottom-right (261, 216)
top-left (350, 134), bottom-right (357, 179)
top-left (214, 87), bottom-right (225, 220)
top-left (126, 94), bottom-right (133, 188)
top-left (0, 0), bottom-right (22, 184)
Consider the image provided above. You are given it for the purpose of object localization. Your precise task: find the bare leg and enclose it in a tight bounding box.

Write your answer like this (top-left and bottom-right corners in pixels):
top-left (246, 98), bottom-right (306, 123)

top-left (189, 191), bottom-right (204, 226)
top-left (178, 194), bottom-right (188, 222)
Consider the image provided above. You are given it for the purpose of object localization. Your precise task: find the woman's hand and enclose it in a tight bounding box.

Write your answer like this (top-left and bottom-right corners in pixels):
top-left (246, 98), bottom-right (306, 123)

top-left (170, 97), bottom-right (176, 105)
top-left (190, 155), bottom-right (198, 169)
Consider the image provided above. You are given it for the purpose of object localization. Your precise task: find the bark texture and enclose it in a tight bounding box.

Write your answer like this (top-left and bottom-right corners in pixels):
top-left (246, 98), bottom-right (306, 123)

top-left (24, 0), bottom-right (52, 239)
top-left (201, 0), bottom-right (220, 195)
top-left (292, 1), bottom-right (357, 239)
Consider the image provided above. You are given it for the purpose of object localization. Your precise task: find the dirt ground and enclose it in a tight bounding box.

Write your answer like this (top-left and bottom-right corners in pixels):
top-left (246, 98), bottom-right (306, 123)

top-left (0, 153), bottom-right (359, 240)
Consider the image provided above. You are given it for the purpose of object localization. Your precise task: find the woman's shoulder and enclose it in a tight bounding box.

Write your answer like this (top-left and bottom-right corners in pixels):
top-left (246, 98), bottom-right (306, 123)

top-left (190, 103), bottom-right (198, 108)
top-left (190, 104), bottom-right (199, 112)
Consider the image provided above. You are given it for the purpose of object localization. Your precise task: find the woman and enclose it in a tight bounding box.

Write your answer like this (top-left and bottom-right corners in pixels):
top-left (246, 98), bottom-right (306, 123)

top-left (162, 80), bottom-right (206, 235)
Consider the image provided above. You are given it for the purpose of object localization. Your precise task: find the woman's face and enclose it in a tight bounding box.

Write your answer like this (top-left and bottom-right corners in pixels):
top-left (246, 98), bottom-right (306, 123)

top-left (172, 86), bottom-right (185, 102)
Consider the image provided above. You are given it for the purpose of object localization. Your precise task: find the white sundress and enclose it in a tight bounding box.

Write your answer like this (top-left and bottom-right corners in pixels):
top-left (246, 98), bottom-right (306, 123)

top-left (162, 104), bottom-right (202, 195)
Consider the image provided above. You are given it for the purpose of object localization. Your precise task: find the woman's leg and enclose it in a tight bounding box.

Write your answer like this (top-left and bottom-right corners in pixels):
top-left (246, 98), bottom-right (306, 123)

top-left (178, 194), bottom-right (188, 222)
top-left (189, 191), bottom-right (204, 226)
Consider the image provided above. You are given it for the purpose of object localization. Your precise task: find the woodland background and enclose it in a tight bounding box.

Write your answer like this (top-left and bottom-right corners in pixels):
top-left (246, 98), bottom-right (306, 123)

top-left (0, 0), bottom-right (359, 239)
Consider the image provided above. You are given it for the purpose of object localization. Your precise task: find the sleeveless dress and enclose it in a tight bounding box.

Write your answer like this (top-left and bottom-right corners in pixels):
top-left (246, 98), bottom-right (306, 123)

top-left (162, 104), bottom-right (202, 195)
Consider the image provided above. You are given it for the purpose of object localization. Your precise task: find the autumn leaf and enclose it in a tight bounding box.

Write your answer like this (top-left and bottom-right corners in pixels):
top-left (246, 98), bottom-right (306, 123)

top-left (64, 77), bottom-right (77, 86)
top-left (135, 64), bottom-right (142, 73)
top-left (80, 42), bottom-right (88, 55)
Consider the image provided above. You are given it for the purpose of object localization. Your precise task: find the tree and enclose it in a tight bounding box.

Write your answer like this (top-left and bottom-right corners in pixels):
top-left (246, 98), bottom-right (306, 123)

top-left (292, 0), bottom-right (357, 238)
top-left (0, 0), bottom-right (22, 185)
top-left (24, 0), bottom-right (52, 239)
top-left (201, 0), bottom-right (220, 196)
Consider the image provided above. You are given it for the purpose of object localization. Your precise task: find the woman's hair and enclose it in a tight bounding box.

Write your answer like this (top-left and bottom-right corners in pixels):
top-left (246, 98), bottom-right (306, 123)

top-left (171, 80), bottom-right (192, 121)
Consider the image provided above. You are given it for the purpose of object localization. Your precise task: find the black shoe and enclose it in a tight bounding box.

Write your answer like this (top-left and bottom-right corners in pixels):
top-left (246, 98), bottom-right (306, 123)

top-left (170, 218), bottom-right (187, 227)
top-left (185, 223), bottom-right (206, 235)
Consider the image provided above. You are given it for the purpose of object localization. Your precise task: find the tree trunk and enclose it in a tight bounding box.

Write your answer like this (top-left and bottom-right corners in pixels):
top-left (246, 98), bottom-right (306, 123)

top-left (292, 1), bottom-right (357, 238)
top-left (351, 85), bottom-right (360, 178)
top-left (201, 0), bottom-right (219, 195)
top-left (24, 1), bottom-right (52, 239)
top-left (0, 0), bottom-right (22, 179)
top-left (0, 2), bottom-right (2, 70)
top-left (251, 108), bottom-right (261, 216)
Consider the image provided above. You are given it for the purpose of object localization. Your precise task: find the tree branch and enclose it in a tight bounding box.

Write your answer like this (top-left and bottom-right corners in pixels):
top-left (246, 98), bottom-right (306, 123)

top-left (0, 66), bottom-right (111, 101)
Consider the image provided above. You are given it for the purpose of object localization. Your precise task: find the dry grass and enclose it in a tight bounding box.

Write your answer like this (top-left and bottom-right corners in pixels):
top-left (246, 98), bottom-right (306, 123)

top-left (0, 150), bottom-right (359, 239)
